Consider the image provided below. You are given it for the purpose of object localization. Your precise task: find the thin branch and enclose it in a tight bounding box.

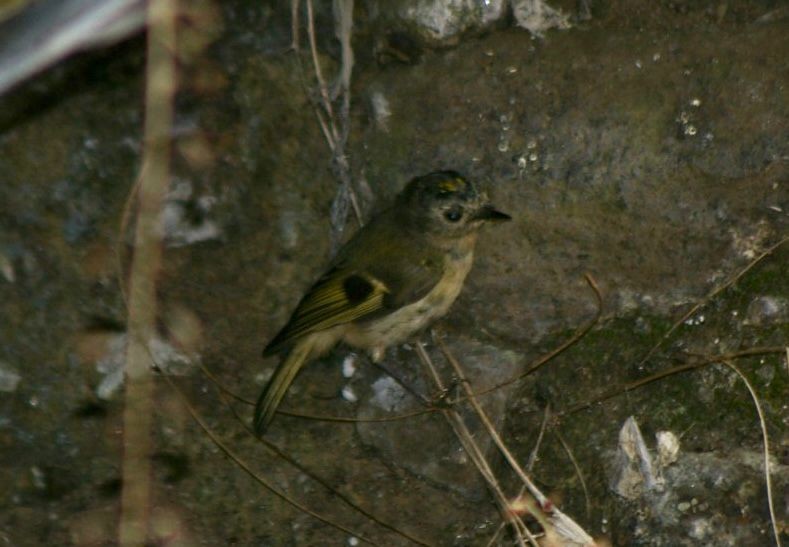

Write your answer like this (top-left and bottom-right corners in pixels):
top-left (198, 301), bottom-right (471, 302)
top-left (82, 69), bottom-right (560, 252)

top-left (115, 175), bottom-right (140, 306)
top-left (305, 0), bottom-right (338, 142)
top-left (558, 346), bottom-right (785, 417)
top-left (333, 0), bottom-right (355, 145)
top-left (436, 338), bottom-right (546, 506)
top-left (217, 391), bottom-right (434, 546)
top-left (196, 360), bottom-right (438, 423)
top-left (314, 106), bottom-right (337, 153)
top-left (509, 406), bottom-right (555, 547)
top-left (162, 375), bottom-right (377, 544)
top-left (159, 356), bottom-right (432, 542)
top-left (278, 407), bottom-right (439, 423)
top-left (290, 0), bottom-right (300, 52)
top-left (484, 523), bottom-right (507, 547)
top-left (301, 0), bottom-right (362, 243)
top-left (721, 360), bottom-right (781, 547)
top-left (470, 274), bottom-right (602, 399)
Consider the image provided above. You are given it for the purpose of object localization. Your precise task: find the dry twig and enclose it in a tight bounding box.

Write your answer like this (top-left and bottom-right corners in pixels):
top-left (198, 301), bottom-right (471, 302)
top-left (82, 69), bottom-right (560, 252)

top-left (197, 359), bottom-right (438, 423)
top-left (437, 338), bottom-right (595, 547)
top-left (118, 0), bottom-right (175, 543)
top-left (527, 404), bottom-right (552, 472)
top-left (188, 361), bottom-right (434, 544)
top-left (302, 0), bottom-right (362, 250)
top-left (554, 429), bottom-right (591, 519)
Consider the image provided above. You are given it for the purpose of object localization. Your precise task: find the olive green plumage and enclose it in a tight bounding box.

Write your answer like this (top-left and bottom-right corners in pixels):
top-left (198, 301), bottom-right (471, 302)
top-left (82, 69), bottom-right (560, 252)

top-left (254, 170), bottom-right (510, 435)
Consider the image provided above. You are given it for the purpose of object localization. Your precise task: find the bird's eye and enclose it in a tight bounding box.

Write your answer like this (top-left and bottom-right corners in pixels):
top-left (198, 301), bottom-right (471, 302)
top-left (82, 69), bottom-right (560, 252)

top-left (444, 208), bottom-right (463, 222)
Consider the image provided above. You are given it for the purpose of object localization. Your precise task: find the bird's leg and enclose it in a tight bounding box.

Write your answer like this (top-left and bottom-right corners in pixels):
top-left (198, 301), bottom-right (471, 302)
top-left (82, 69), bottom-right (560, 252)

top-left (369, 345), bottom-right (385, 364)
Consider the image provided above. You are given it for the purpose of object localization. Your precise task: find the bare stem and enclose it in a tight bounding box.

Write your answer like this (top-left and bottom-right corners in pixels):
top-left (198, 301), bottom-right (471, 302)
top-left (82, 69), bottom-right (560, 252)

top-left (436, 337), bottom-right (596, 546)
top-left (305, 0), bottom-right (338, 142)
top-left (118, 0), bottom-right (176, 543)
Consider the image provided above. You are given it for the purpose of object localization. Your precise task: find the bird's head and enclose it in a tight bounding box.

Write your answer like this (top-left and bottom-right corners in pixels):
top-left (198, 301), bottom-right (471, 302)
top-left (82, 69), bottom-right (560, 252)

top-left (396, 170), bottom-right (511, 238)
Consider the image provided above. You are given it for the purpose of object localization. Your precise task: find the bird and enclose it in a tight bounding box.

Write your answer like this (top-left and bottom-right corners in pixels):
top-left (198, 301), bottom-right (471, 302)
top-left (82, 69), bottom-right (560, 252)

top-left (253, 170), bottom-right (511, 435)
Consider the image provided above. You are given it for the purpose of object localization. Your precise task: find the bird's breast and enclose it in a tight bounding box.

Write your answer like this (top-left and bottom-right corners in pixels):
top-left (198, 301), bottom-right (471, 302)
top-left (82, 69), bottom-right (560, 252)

top-left (343, 248), bottom-right (475, 350)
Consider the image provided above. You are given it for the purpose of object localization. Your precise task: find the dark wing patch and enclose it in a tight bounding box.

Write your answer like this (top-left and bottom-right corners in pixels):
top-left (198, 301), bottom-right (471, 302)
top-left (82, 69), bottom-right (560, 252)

top-left (343, 274), bottom-right (374, 304)
top-left (263, 270), bottom-right (389, 356)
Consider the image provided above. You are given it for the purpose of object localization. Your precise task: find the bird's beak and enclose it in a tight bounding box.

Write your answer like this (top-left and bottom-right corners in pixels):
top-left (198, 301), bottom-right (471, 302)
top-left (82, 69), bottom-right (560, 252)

top-left (473, 203), bottom-right (511, 222)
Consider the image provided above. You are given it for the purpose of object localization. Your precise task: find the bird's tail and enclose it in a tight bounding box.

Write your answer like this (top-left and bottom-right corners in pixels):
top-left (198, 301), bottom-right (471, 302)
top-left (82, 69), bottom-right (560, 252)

top-left (253, 338), bottom-right (313, 436)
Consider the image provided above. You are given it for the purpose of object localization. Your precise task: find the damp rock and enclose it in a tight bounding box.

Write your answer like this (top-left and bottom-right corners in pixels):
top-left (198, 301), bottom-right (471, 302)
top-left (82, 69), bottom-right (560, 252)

top-left (655, 430), bottom-right (680, 469)
top-left (0, 361), bottom-right (21, 392)
top-left (369, 90), bottom-right (392, 131)
top-left (744, 296), bottom-right (788, 326)
top-left (160, 179), bottom-right (223, 247)
top-left (341, 353), bottom-right (358, 378)
top-left (0, 250), bottom-right (15, 282)
top-left (370, 0), bottom-right (507, 46)
top-left (95, 334), bottom-right (128, 400)
top-left (610, 448), bottom-right (789, 545)
top-left (511, 0), bottom-right (571, 37)
top-left (94, 334), bottom-right (199, 399)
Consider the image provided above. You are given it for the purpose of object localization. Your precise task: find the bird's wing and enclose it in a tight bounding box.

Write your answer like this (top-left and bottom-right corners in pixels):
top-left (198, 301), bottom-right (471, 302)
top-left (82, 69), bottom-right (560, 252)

top-left (263, 220), bottom-right (443, 356)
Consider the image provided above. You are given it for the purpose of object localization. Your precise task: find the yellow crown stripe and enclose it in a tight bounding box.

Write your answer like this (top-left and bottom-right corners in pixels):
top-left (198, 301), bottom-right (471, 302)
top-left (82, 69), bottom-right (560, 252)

top-left (438, 177), bottom-right (465, 192)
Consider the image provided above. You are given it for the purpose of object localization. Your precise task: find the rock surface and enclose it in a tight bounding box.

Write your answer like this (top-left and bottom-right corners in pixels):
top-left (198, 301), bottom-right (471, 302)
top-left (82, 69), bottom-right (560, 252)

top-left (0, 1), bottom-right (786, 545)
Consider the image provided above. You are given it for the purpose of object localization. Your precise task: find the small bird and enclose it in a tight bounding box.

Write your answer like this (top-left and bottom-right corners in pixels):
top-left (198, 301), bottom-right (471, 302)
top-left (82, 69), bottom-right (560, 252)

top-left (253, 170), bottom-right (510, 435)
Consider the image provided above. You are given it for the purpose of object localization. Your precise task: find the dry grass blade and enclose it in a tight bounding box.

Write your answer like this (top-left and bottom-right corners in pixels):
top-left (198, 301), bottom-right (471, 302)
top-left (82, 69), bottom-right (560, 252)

top-left (527, 404), bottom-right (551, 472)
top-left (554, 429), bottom-right (591, 519)
top-left (721, 360), bottom-right (781, 547)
